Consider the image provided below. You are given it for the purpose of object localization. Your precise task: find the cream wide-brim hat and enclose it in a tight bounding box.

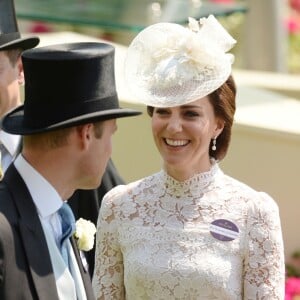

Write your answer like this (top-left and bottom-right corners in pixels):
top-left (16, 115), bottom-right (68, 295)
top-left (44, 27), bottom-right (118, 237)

top-left (125, 15), bottom-right (236, 107)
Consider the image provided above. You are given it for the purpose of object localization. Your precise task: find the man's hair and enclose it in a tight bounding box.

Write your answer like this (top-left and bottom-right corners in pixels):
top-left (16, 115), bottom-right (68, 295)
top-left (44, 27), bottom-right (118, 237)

top-left (23, 121), bottom-right (105, 150)
top-left (23, 126), bottom-right (75, 150)
top-left (93, 121), bottom-right (104, 139)
top-left (3, 48), bottom-right (22, 66)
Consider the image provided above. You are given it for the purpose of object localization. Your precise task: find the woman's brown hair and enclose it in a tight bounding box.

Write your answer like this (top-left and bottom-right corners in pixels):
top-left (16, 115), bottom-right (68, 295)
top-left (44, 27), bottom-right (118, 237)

top-left (208, 75), bottom-right (236, 160)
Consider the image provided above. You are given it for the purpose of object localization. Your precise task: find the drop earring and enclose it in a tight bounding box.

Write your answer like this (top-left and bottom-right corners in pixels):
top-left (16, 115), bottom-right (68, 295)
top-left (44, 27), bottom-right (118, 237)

top-left (212, 137), bottom-right (217, 151)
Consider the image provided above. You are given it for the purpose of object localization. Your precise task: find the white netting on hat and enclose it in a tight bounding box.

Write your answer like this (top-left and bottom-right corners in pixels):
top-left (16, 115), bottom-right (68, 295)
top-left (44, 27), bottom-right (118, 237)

top-left (125, 15), bottom-right (236, 107)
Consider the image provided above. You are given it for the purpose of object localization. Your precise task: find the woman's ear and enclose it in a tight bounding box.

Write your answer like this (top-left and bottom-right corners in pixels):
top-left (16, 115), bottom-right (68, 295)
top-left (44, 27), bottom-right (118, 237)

top-left (214, 119), bottom-right (225, 139)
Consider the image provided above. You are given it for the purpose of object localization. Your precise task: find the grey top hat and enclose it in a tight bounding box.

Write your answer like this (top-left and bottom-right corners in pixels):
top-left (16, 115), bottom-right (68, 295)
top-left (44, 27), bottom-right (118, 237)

top-left (0, 0), bottom-right (39, 50)
top-left (1, 42), bottom-right (142, 135)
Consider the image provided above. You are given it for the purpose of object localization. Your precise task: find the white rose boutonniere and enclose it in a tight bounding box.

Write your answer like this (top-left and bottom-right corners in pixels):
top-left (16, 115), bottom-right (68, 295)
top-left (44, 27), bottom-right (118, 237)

top-left (74, 218), bottom-right (96, 251)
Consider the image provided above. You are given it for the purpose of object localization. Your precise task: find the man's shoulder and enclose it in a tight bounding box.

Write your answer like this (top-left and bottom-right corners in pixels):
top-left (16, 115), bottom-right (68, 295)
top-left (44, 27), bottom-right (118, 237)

top-left (0, 180), bottom-right (19, 229)
top-left (0, 165), bottom-right (29, 220)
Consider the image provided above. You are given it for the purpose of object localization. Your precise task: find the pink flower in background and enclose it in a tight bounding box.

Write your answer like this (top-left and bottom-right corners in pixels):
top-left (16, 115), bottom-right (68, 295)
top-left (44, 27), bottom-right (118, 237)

top-left (290, 0), bottom-right (300, 13)
top-left (287, 0), bottom-right (300, 35)
top-left (286, 16), bottom-right (300, 34)
top-left (29, 22), bottom-right (52, 33)
top-left (285, 277), bottom-right (300, 300)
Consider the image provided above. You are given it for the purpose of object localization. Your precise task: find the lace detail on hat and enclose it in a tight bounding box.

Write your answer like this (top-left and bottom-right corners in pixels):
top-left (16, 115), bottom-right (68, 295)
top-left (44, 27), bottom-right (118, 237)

top-left (93, 164), bottom-right (285, 299)
top-left (125, 15), bottom-right (236, 107)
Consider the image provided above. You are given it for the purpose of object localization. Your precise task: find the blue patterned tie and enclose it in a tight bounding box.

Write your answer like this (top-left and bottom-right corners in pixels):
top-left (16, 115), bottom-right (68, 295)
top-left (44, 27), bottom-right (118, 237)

top-left (58, 202), bottom-right (76, 269)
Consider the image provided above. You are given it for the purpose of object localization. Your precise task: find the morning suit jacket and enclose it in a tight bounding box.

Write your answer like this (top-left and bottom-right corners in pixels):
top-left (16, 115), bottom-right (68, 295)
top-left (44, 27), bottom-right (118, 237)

top-left (0, 164), bottom-right (95, 300)
top-left (12, 136), bottom-right (124, 278)
top-left (68, 158), bottom-right (124, 278)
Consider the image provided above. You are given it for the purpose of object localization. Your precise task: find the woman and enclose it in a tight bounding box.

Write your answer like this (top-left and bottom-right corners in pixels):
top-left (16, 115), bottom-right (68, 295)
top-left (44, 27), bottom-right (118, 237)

top-left (92, 15), bottom-right (285, 299)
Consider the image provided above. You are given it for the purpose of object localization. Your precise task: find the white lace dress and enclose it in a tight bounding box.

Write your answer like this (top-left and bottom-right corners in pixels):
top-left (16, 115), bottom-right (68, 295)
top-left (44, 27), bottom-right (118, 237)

top-left (92, 163), bottom-right (285, 300)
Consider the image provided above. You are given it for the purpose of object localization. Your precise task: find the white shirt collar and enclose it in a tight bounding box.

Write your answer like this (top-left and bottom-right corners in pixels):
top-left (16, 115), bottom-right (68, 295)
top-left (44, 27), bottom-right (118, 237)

top-left (0, 130), bottom-right (20, 157)
top-left (14, 154), bottom-right (63, 218)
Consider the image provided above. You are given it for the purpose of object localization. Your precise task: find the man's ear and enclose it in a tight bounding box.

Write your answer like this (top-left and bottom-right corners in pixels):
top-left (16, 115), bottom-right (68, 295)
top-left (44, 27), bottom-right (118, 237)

top-left (17, 57), bottom-right (24, 86)
top-left (76, 123), bottom-right (93, 149)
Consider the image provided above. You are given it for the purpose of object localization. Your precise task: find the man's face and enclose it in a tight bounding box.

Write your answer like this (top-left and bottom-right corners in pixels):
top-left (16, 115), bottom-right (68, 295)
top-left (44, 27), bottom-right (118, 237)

top-left (92, 119), bottom-right (117, 185)
top-left (80, 119), bottom-right (117, 189)
top-left (0, 51), bottom-right (22, 118)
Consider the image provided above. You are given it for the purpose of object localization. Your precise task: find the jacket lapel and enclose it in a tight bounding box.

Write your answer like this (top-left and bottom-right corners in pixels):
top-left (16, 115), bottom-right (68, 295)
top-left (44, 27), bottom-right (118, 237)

top-left (70, 237), bottom-right (95, 300)
top-left (4, 165), bottom-right (59, 300)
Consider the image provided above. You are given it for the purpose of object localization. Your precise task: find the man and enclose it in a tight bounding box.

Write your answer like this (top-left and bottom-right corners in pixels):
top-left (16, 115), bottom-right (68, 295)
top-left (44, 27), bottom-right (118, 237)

top-left (0, 0), bottom-right (39, 175)
top-left (0, 0), bottom-right (125, 277)
top-left (0, 42), bottom-right (141, 299)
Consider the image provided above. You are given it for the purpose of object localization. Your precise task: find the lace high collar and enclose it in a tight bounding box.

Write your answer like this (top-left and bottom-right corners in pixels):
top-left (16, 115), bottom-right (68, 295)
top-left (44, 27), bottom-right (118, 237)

top-left (161, 160), bottom-right (220, 197)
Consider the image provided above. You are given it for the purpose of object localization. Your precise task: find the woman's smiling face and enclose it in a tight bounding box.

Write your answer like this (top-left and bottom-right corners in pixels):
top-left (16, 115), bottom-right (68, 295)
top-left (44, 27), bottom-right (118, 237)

top-left (151, 96), bottom-right (224, 180)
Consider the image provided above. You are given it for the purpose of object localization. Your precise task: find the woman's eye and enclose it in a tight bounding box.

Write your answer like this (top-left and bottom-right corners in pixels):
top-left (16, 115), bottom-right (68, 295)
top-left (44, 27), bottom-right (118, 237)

top-left (184, 111), bottom-right (199, 117)
top-left (155, 109), bottom-right (169, 115)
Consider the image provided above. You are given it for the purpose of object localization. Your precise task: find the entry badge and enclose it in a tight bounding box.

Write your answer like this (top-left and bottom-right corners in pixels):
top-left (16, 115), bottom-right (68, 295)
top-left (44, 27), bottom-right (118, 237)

top-left (209, 219), bottom-right (239, 241)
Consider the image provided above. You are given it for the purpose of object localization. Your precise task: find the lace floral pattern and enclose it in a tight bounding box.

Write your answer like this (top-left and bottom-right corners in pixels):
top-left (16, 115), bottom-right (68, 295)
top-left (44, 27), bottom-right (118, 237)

top-left (92, 163), bottom-right (285, 299)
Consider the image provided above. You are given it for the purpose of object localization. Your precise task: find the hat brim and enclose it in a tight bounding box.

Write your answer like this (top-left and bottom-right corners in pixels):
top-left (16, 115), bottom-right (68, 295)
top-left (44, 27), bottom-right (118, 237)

top-left (1, 105), bottom-right (142, 135)
top-left (0, 36), bottom-right (40, 51)
top-left (124, 18), bottom-right (235, 108)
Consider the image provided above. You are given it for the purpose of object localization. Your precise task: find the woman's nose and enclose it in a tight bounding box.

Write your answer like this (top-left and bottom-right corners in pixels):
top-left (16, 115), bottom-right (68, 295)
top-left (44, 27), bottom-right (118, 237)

top-left (166, 116), bottom-right (182, 133)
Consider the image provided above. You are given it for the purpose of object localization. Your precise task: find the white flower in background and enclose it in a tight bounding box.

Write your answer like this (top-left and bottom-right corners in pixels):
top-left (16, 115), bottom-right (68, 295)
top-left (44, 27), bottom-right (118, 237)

top-left (74, 218), bottom-right (96, 251)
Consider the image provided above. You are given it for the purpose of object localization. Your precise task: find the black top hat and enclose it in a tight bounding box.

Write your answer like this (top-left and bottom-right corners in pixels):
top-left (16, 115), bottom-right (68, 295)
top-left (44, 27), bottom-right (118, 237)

top-left (0, 0), bottom-right (39, 50)
top-left (2, 42), bottom-right (141, 134)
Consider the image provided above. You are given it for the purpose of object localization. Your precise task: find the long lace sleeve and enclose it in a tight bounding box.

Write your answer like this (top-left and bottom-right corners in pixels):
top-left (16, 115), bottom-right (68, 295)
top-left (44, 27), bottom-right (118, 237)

top-left (92, 189), bottom-right (125, 300)
top-left (243, 192), bottom-right (285, 299)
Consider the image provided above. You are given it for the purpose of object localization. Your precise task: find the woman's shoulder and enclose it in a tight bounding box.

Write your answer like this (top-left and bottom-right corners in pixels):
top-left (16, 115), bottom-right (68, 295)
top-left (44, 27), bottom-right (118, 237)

top-left (221, 173), bottom-right (279, 212)
top-left (102, 171), bottom-right (162, 203)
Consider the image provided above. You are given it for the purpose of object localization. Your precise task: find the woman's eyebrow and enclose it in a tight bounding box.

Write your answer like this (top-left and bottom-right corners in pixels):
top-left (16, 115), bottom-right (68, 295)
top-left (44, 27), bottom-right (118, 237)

top-left (181, 105), bottom-right (203, 109)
